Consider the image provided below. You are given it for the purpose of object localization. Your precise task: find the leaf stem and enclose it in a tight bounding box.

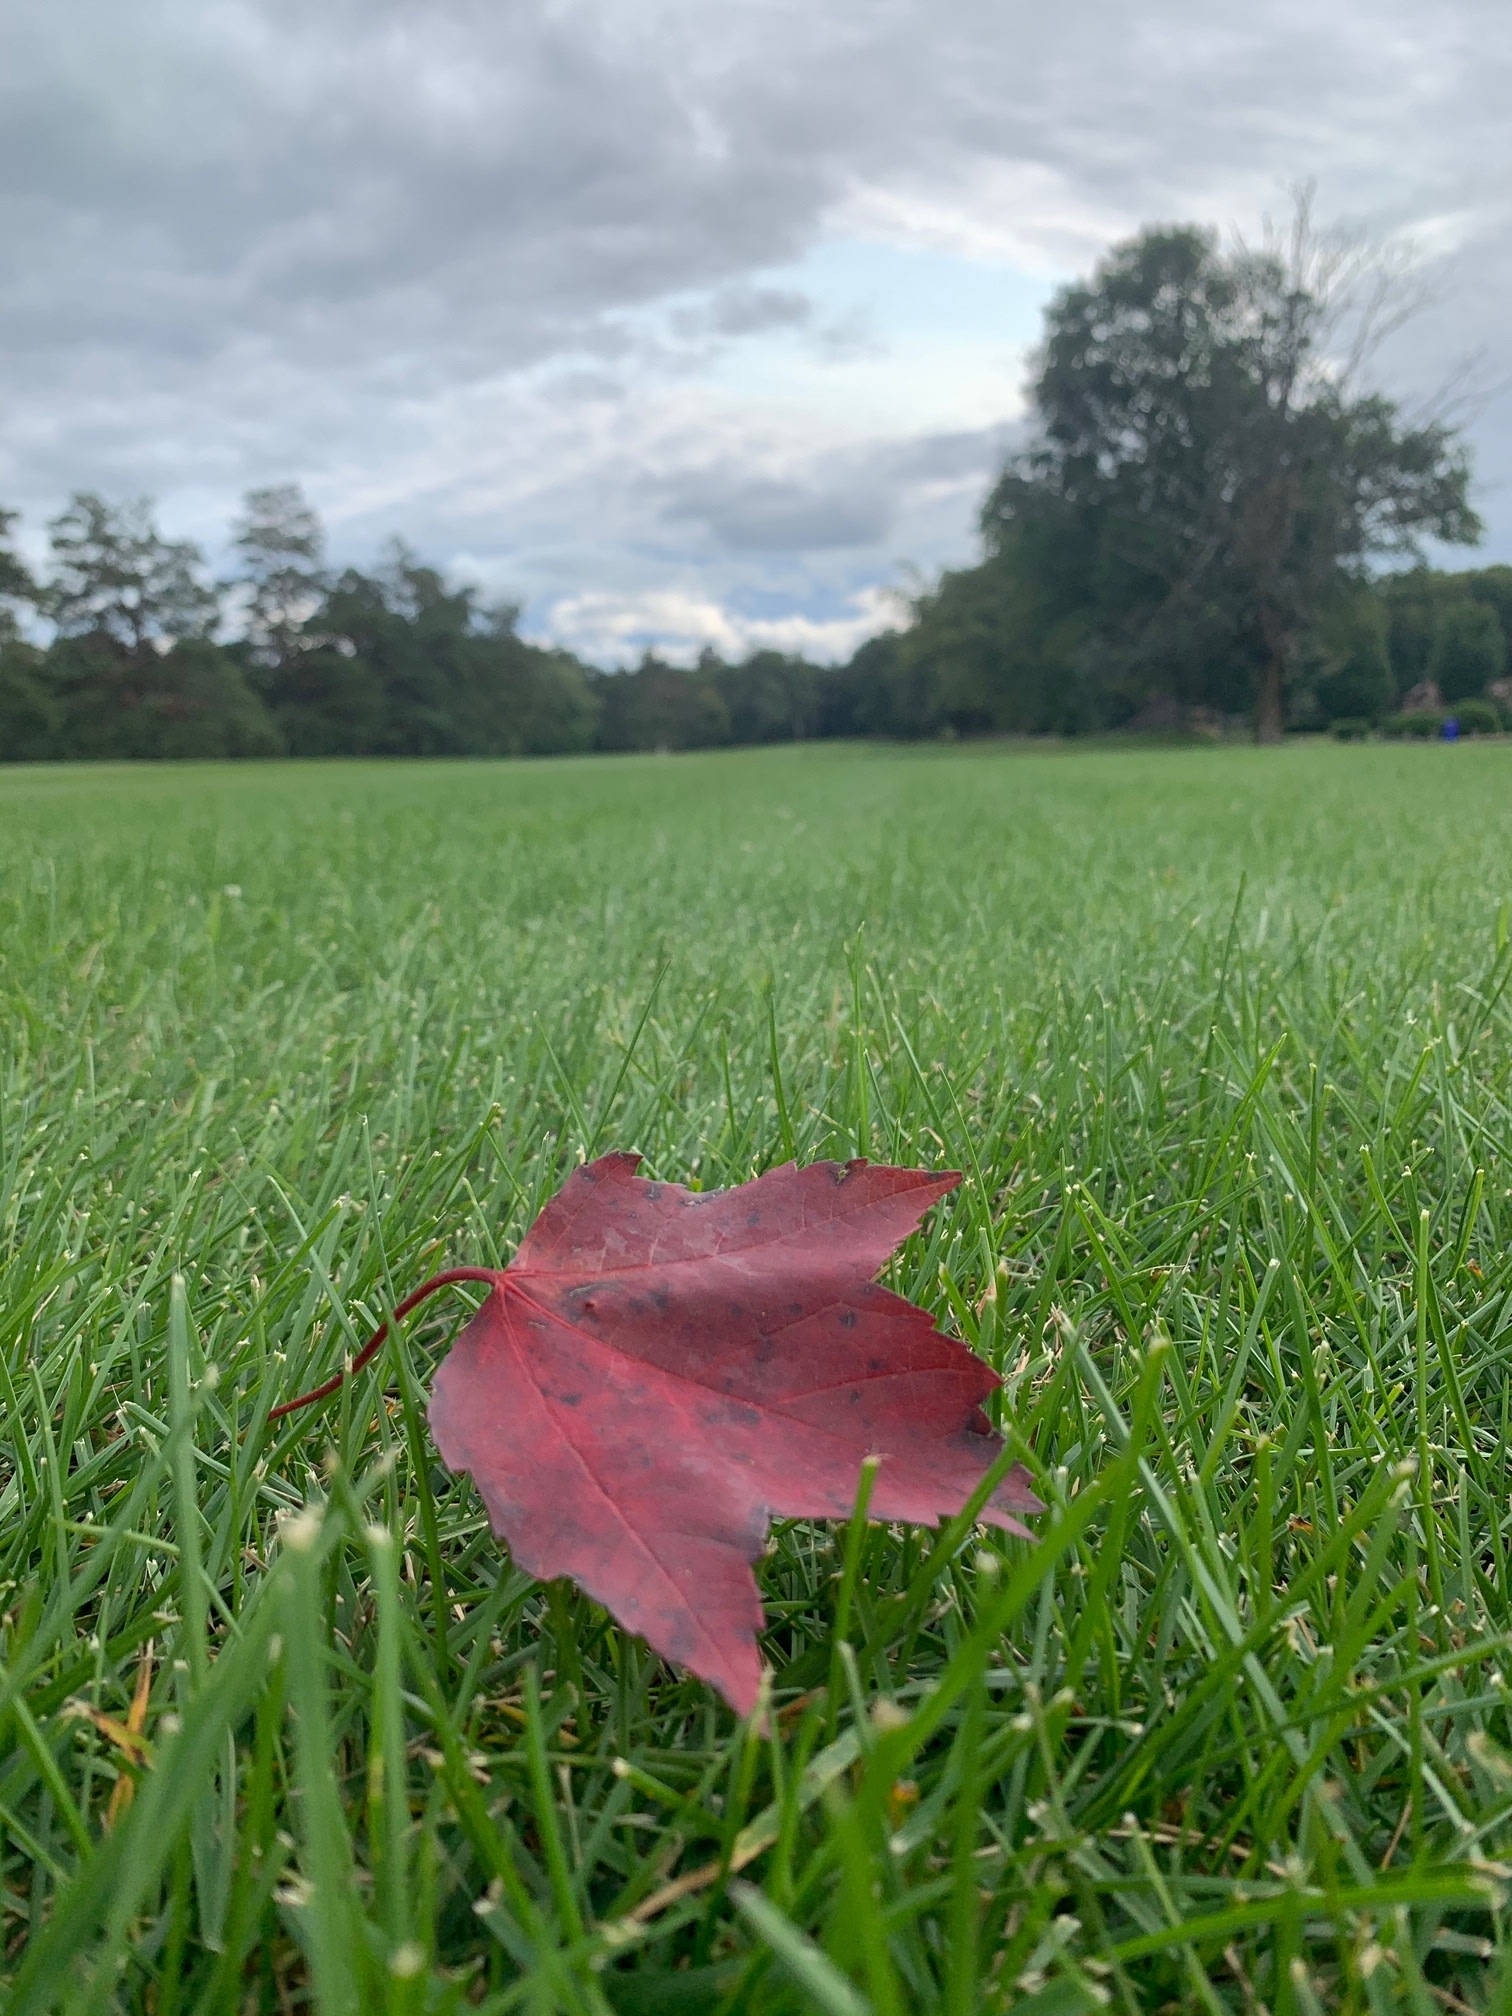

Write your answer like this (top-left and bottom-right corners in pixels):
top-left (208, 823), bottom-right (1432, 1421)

top-left (268, 1268), bottom-right (498, 1419)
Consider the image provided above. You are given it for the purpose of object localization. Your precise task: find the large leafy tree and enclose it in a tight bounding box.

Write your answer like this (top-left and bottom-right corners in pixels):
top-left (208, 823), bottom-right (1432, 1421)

top-left (981, 212), bottom-right (1482, 737)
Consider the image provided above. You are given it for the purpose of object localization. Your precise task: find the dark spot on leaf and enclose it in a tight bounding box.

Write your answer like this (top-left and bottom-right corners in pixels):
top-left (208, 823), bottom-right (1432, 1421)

top-left (839, 1309), bottom-right (857, 1329)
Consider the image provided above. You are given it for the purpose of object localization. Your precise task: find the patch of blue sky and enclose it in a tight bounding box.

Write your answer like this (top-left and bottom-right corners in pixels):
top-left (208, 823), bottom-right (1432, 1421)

top-left (772, 237), bottom-right (1060, 346)
top-left (692, 238), bottom-right (1058, 431)
top-left (595, 237), bottom-right (1065, 436)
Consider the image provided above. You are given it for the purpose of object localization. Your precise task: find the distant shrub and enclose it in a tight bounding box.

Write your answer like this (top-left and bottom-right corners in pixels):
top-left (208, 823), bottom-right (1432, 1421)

top-left (1383, 710), bottom-right (1445, 740)
top-left (1452, 698), bottom-right (1501, 737)
top-left (1328, 717), bottom-right (1371, 741)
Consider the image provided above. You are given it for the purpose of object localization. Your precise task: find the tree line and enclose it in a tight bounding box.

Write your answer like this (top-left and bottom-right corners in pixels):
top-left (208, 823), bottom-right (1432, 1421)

top-left (0, 206), bottom-right (1497, 763)
top-left (0, 486), bottom-right (864, 763)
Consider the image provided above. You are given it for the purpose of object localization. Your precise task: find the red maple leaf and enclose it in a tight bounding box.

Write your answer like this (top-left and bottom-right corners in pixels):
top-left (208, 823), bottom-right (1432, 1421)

top-left (274, 1154), bottom-right (1039, 1713)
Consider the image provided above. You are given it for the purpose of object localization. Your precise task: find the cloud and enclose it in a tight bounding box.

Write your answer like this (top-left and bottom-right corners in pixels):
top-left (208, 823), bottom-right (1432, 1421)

top-left (646, 427), bottom-right (1014, 554)
top-left (670, 286), bottom-right (813, 342)
top-left (0, 0), bottom-right (1508, 662)
top-left (541, 584), bottom-right (902, 666)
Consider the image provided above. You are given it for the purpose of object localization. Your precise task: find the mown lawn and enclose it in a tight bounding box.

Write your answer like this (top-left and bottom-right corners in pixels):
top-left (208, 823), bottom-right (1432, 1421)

top-left (3, 740), bottom-right (1512, 2013)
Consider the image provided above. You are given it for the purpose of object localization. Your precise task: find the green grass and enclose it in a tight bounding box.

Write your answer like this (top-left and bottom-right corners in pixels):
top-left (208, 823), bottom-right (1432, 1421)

top-left (4, 739), bottom-right (1512, 2013)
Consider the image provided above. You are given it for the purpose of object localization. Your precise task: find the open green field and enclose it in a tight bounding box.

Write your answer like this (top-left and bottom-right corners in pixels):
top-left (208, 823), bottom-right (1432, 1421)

top-left (5, 741), bottom-right (1512, 2013)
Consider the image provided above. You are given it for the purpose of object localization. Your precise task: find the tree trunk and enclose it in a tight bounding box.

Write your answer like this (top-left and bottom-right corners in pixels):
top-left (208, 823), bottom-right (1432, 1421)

top-left (1255, 650), bottom-right (1285, 743)
top-left (1253, 595), bottom-right (1289, 743)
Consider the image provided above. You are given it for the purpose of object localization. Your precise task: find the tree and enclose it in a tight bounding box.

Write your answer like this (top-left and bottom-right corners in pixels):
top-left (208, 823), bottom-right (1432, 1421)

top-left (0, 512), bottom-right (48, 760)
top-left (1311, 591), bottom-right (1394, 723)
top-left (44, 632), bottom-right (281, 759)
top-left (36, 493), bottom-right (283, 758)
top-left (231, 483), bottom-right (328, 671)
top-left (319, 547), bottom-right (476, 756)
top-left (1465, 566), bottom-right (1512, 655)
top-left (1430, 599), bottom-right (1507, 702)
top-left (44, 493), bottom-right (220, 653)
top-left (1378, 569), bottom-right (1443, 696)
top-left (476, 622), bottom-right (600, 756)
top-left (0, 643), bottom-right (55, 762)
top-left (593, 653), bottom-right (730, 751)
top-left (707, 649), bottom-right (826, 744)
top-left (270, 547), bottom-right (599, 758)
top-left (979, 205), bottom-right (1482, 738)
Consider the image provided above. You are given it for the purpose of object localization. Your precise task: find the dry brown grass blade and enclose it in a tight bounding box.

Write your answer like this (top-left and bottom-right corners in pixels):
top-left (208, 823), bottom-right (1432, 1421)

top-left (104, 1641), bottom-right (154, 1831)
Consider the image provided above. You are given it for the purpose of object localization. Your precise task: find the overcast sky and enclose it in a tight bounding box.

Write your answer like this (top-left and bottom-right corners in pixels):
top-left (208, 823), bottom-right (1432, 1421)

top-left (1, 0), bottom-right (1507, 663)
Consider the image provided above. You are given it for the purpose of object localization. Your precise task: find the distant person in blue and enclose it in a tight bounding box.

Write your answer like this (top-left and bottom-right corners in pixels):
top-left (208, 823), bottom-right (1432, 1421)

top-left (1443, 717), bottom-right (1460, 741)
